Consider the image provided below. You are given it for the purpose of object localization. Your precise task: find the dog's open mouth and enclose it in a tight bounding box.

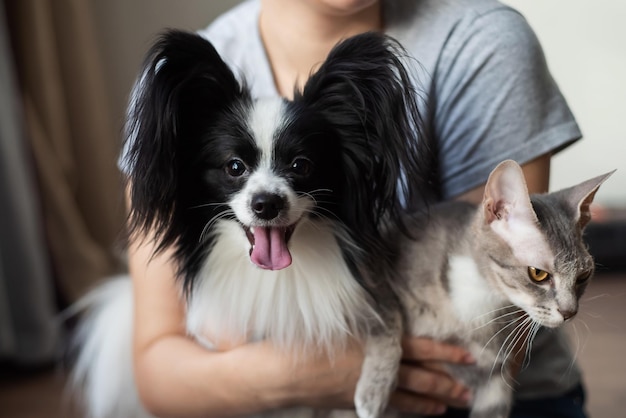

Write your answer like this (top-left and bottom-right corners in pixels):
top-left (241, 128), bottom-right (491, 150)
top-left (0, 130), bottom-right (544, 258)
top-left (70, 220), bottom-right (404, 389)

top-left (244, 225), bottom-right (296, 271)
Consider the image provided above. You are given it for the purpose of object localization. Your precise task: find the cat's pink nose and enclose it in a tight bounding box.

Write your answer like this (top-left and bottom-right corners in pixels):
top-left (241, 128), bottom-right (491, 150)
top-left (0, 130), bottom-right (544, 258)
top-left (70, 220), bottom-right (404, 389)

top-left (558, 309), bottom-right (576, 321)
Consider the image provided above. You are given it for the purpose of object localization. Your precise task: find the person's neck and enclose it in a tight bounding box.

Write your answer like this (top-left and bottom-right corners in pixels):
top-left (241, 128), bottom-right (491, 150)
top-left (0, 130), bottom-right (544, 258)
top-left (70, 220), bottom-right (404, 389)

top-left (259, 0), bottom-right (382, 98)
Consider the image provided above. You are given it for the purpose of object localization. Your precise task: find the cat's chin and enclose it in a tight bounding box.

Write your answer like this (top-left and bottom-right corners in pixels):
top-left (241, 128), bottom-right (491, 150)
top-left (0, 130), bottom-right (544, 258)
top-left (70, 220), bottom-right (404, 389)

top-left (531, 315), bottom-right (565, 328)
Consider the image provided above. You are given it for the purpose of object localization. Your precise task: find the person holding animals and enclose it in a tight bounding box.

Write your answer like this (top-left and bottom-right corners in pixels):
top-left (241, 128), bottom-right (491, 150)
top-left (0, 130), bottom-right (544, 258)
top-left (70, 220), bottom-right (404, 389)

top-left (72, 1), bottom-right (587, 417)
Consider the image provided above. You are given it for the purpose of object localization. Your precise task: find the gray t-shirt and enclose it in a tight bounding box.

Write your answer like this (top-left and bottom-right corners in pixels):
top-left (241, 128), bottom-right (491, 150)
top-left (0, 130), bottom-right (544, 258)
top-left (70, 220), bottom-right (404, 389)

top-left (124, 0), bottom-right (584, 401)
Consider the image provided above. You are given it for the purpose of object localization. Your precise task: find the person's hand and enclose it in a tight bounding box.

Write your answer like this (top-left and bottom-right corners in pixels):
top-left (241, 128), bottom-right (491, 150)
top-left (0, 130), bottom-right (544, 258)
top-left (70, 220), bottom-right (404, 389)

top-left (239, 338), bottom-right (364, 410)
top-left (244, 336), bottom-right (473, 416)
top-left (391, 336), bottom-right (474, 415)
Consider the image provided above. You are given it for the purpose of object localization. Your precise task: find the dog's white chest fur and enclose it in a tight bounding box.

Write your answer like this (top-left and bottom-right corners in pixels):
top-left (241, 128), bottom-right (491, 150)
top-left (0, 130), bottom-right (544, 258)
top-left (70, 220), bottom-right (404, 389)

top-left (186, 219), bottom-right (377, 353)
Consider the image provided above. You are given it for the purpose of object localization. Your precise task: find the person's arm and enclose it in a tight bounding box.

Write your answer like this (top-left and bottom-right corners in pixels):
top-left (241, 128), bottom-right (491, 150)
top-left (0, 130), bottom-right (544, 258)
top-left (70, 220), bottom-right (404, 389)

top-left (127, 185), bottom-right (473, 417)
top-left (454, 154), bottom-right (551, 204)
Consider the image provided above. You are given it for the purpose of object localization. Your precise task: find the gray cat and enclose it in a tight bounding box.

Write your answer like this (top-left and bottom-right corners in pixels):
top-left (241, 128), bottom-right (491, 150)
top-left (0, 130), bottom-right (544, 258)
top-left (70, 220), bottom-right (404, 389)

top-left (393, 160), bottom-right (613, 418)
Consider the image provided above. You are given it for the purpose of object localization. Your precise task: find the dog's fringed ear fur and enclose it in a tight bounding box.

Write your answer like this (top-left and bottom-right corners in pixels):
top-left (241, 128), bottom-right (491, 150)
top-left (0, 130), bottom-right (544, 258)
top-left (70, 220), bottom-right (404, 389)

top-left (296, 32), bottom-right (432, 255)
top-left (124, 30), bottom-right (248, 251)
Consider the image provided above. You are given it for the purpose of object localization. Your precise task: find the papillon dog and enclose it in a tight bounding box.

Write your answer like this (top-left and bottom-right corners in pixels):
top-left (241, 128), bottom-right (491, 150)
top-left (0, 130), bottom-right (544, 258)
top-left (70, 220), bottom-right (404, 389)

top-left (70, 30), bottom-right (432, 418)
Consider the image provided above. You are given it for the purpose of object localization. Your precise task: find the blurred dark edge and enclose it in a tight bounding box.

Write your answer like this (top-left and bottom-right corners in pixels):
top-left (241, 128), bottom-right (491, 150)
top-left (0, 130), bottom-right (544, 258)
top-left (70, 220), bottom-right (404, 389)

top-left (587, 208), bottom-right (626, 273)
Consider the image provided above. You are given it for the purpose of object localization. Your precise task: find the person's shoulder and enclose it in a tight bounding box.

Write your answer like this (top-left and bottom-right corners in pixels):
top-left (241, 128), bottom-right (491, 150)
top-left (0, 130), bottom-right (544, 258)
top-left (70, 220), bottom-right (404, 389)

top-left (386, 0), bottom-right (534, 71)
top-left (388, 0), bottom-right (519, 27)
top-left (421, 0), bottom-right (522, 21)
top-left (196, 0), bottom-right (260, 50)
top-left (449, 0), bottom-right (516, 15)
top-left (443, 0), bottom-right (537, 47)
top-left (412, 0), bottom-right (542, 63)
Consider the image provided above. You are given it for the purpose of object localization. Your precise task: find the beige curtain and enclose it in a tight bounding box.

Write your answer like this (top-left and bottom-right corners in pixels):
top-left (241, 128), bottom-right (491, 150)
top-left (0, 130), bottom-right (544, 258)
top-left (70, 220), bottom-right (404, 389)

top-left (1, 3), bottom-right (58, 364)
top-left (5, 0), bottom-right (126, 303)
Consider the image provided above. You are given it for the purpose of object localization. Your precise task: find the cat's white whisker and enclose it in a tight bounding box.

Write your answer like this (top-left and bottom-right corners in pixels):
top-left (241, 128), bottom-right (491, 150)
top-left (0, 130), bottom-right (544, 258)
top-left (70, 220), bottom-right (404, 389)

top-left (471, 304), bottom-right (517, 320)
top-left (483, 315), bottom-right (527, 381)
top-left (505, 317), bottom-right (530, 358)
top-left (567, 322), bottom-right (582, 372)
top-left (471, 305), bottom-right (518, 322)
top-left (503, 317), bottom-right (533, 368)
top-left (580, 318), bottom-right (592, 336)
top-left (485, 314), bottom-right (523, 344)
top-left (562, 320), bottom-right (590, 382)
top-left (579, 309), bottom-right (603, 319)
top-left (580, 292), bottom-right (611, 303)
top-left (572, 319), bottom-right (591, 365)
top-left (480, 315), bottom-right (522, 358)
top-left (508, 317), bottom-right (536, 370)
top-left (521, 321), bottom-right (541, 370)
top-left (471, 308), bottom-right (523, 331)
top-left (491, 316), bottom-right (531, 386)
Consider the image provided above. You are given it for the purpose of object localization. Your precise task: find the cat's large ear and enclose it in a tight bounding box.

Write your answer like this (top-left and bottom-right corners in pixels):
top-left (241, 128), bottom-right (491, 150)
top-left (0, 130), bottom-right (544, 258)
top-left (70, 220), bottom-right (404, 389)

top-left (557, 170), bottom-right (615, 230)
top-left (481, 160), bottom-right (551, 263)
top-left (482, 160), bottom-right (537, 227)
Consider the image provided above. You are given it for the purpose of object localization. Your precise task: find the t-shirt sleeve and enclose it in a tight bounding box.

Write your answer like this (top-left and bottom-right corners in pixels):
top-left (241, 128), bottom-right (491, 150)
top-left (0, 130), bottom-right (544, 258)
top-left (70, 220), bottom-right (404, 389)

top-left (433, 8), bottom-right (581, 199)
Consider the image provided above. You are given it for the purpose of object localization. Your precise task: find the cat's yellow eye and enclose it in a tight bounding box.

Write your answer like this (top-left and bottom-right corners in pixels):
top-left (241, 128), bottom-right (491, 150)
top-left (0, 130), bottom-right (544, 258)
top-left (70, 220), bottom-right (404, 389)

top-left (528, 266), bottom-right (550, 282)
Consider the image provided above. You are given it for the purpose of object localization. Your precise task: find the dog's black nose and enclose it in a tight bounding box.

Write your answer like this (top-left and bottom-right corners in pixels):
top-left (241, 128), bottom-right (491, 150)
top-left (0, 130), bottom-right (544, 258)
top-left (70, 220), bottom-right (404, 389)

top-left (251, 193), bottom-right (285, 220)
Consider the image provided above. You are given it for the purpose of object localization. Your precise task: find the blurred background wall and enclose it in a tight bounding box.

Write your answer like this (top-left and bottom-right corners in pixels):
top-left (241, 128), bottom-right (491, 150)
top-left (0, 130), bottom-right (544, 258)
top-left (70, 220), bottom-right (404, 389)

top-left (503, 0), bottom-right (626, 206)
top-left (88, 0), bottom-right (240, 151)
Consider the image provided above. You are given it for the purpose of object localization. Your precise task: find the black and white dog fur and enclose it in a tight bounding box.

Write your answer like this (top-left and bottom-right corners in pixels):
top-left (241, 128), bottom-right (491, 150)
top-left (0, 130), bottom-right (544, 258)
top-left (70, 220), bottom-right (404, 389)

top-left (70, 30), bottom-right (432, 418)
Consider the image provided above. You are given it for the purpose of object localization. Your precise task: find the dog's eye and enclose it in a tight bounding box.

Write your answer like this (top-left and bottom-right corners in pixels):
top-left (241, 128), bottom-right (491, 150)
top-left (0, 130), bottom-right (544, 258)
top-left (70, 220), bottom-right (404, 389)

top-left (226, 159), bottom-right (246, 177)
top-left (290, 158), bottom-right (312, 176)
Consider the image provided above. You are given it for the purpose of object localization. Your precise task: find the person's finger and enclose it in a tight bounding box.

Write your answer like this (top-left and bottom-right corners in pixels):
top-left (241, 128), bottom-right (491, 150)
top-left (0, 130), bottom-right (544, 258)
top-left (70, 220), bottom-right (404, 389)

top-left (419, 359), bottom-right (456, 375)
top-left (401, 336), bottom-right (475, 364)
top-left (389, 390), bottom-right (447, 416)
top-left (397, 364), bottom-right (471, 409)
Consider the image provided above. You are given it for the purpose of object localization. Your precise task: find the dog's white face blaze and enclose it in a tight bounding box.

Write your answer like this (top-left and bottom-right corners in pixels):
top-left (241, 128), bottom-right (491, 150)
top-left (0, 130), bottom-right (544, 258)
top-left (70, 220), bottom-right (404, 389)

top-left (228, 99), bottom-right (315, 270)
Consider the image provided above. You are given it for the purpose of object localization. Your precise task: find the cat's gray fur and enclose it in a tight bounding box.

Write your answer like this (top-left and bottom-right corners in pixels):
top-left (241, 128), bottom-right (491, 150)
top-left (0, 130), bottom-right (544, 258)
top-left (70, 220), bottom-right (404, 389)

top-left (391, 160), bottom-right (613, 418)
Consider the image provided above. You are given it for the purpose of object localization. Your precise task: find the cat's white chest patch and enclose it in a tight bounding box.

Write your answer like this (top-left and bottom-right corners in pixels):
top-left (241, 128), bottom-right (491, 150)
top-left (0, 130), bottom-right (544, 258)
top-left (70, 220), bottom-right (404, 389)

top-left (448, 255), bottom-right (506, 325)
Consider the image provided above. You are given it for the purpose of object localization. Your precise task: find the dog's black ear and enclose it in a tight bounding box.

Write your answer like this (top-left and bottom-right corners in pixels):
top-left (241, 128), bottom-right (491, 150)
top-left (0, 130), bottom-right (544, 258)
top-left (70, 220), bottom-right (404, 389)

top-left (296, 32), bottom-right (432, 250)
top-left (124, 29), bottom-right (247, 249)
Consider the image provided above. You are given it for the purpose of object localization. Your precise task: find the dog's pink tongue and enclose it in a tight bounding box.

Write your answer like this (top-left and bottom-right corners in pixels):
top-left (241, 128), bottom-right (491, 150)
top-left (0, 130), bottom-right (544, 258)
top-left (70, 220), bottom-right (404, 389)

top-left (250, 227), bottom-right (292, 270)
